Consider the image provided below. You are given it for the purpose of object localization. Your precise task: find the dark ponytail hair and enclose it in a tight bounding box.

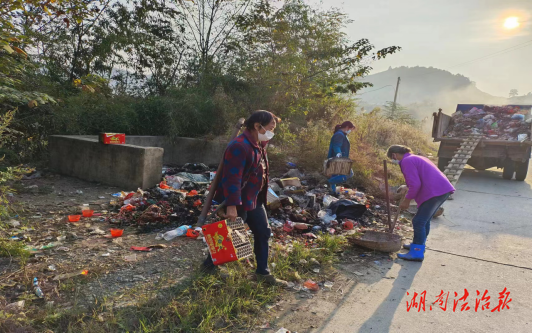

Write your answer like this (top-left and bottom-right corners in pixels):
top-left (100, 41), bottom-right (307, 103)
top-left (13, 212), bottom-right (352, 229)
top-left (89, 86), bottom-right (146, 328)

top-left (244, 110), bottom-right (281, 130)
top-left (334, 121), bottom-right (355, 133)
top-left (387, 145), bottom-right (412, 158)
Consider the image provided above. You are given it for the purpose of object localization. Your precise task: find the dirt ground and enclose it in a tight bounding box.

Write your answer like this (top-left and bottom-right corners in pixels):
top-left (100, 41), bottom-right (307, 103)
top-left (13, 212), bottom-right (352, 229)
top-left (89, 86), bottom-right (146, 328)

top-left (1, 172), bottom-right (207, 314)
top-left (1, 171), bottom-right (414, 332)
top-left (256, 249), bottom-right (398, 333)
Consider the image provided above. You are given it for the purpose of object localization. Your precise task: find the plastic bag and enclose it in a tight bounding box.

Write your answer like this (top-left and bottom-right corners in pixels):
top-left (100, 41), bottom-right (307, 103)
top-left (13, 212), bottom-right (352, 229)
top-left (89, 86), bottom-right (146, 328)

top-left (318, 210), bottom-right (337, 225)
top-left (165, 175), bottom-right (185, 189)
top-left (329, 199), bottom-right (367, 219)
top-left (322, 195), bottom-right (338, 208)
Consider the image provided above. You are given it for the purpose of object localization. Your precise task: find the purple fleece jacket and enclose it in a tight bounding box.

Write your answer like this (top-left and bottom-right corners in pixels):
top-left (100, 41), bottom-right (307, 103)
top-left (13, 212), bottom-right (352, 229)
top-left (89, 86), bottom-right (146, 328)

top-left (399, 153), bottom-right (455, 207)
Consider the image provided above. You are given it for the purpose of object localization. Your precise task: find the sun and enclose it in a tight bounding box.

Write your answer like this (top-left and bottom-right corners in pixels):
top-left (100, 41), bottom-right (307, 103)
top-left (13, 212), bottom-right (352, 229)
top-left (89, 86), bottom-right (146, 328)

top-left (504, 17), bottom-right (519, 29)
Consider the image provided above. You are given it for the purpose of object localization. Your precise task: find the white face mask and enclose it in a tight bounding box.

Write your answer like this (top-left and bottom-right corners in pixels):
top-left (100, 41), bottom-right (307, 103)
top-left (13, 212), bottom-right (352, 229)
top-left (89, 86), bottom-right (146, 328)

top-left (346, 130), bottom-right (352, 134)
top-left (390, 154), bottom-right (400, 165)
top-left (258, 125), bottom-right (275, 141)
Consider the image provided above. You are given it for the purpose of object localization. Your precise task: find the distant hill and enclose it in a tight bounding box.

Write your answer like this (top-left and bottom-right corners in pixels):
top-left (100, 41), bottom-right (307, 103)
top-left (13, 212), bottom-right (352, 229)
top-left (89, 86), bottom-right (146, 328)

top-left (355, 66), bottom-right (532, 118)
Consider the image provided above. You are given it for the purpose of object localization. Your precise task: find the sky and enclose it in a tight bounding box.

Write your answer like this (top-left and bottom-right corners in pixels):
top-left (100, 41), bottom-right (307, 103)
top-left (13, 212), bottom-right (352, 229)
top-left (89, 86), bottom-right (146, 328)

top-left (315, 0), bottom-right (532, 97)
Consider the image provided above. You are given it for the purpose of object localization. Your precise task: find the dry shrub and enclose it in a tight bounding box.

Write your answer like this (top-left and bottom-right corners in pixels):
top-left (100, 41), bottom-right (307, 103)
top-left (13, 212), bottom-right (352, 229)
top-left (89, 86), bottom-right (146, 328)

top-left (353, 110), bottom-right (432, 154)
top-left (279, 111), bottom-right (436, 196)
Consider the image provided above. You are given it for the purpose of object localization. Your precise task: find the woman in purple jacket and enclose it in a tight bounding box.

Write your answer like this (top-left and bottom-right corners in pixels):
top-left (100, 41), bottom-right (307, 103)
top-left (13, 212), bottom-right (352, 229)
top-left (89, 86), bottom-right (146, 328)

top-left (201, 110), bottom-right (288, 286)
top-left (387, 145), bottom-right (455, 261)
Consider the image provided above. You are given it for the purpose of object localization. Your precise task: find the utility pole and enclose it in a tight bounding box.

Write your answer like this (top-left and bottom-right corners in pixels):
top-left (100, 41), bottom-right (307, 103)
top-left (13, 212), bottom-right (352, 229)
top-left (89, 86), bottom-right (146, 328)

top-left (392, 77), bottom-right (401, 116)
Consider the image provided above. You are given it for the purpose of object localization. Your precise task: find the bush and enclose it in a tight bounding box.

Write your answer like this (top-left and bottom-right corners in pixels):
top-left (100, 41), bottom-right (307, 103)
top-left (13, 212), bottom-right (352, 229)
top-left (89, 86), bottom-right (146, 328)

top-left (280, 109), bottom-right (435, 195)
top-left (49, 86), bottom-right (248, 140)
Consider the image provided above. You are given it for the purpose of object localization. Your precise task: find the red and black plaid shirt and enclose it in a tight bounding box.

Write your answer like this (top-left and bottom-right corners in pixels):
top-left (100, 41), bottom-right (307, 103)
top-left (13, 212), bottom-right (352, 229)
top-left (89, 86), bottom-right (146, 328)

top-left (214, 129), bottom-right (269, 211)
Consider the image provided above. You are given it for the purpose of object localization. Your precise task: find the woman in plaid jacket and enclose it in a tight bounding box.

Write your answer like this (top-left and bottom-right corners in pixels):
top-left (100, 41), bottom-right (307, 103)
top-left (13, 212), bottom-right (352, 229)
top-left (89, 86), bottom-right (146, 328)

top-left (201, 110), bottom-right (288, 286)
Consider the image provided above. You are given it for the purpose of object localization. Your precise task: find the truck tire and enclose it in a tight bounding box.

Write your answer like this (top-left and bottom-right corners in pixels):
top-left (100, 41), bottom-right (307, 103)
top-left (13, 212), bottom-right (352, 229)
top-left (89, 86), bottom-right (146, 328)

top-left (502, 159), bottom-right (514, 180)
top-left (438, 158), bottom-right (450, 172)
top-left (515, 161), bottom-right (529, 181)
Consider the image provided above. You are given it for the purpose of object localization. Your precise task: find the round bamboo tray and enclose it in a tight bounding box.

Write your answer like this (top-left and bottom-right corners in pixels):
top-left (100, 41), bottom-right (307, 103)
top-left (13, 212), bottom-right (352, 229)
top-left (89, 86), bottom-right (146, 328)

top-left (349, 231), bottom-right (402, 253)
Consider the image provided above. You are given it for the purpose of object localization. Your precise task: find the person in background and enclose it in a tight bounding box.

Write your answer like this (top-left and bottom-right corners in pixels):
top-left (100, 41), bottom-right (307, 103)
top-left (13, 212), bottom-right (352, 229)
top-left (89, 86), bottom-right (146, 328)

top-left (201, 110), bottom-right (288, 286)
top-left (387, 145), bottom-right (455, 261)
top-left (327, 121), bottom-right (356, 194)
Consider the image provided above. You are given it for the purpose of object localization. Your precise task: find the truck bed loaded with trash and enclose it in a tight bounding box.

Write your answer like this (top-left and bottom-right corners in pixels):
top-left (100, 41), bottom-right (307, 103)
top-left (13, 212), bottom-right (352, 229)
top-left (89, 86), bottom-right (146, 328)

top-left (432, 104), bottom-right (532, 181)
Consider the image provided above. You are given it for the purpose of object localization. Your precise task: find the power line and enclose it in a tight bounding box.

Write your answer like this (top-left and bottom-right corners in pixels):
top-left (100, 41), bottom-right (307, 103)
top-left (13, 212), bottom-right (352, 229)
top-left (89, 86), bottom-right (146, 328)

top-left (357, 84), bottom-right (393, 95)
top-left (447, 40), bottom-right (532, 69)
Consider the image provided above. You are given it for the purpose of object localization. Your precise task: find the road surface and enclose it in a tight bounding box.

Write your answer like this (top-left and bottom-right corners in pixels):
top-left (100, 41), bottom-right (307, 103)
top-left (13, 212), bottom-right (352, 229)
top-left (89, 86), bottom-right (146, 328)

top-left (273, 165), bottom-right (532, 333)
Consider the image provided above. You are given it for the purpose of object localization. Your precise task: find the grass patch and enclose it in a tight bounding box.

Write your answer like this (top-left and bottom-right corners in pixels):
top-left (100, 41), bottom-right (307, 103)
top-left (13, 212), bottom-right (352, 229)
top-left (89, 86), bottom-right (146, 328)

top-left (32, 235), bottom-right (347, 332)
top-left (0, 238), bottom-right (30, 265)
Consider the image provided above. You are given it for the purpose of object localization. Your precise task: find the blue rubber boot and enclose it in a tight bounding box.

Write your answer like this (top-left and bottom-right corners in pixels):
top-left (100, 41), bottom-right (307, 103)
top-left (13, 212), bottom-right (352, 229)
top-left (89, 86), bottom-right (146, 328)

top-left (402, 243), bottom-right (426, 252)
top-left (398, 244), bottom-right (425, 261)
top-left (330, 183), bottom-right (337, 194)
top-left (328, 175), bottom-right (348, 184)
top-left (328, 175), bottom-right (347, 194)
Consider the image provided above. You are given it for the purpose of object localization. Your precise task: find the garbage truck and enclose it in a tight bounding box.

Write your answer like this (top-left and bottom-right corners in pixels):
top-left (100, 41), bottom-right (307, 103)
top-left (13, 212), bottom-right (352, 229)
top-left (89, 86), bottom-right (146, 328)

top-left (432, 104), bottom-right (532, 181)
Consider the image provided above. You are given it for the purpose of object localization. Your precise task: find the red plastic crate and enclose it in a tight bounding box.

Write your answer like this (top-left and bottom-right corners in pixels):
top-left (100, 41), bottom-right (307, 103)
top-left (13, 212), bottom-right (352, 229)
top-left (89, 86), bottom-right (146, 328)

top-left (202, 218), bottom-right (253, 265)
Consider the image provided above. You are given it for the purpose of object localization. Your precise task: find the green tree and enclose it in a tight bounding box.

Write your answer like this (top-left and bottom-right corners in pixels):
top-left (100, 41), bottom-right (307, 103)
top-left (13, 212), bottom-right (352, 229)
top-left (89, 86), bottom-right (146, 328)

top-left (109, 0), bottom-right (189, 96)
top-left (0, 0), bottom-right (101, 211)
top-left (382, 101), bottom-right (417, 125)
top-left (176, 0), bottom-right (253, 81)
top-left (228, 0), bottom-right (400, 123)
top-left (509, 89), bottom-right (518, 98)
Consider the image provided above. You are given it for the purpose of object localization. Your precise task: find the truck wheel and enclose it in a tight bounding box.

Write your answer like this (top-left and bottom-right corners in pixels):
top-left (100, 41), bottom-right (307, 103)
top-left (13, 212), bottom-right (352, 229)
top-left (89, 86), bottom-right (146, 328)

top-left (515, 161), bottom-right (529, 181)
top-left (502, 159), bottom-right (515, 180)
top-left (438, 158), bottom-right (450, 172)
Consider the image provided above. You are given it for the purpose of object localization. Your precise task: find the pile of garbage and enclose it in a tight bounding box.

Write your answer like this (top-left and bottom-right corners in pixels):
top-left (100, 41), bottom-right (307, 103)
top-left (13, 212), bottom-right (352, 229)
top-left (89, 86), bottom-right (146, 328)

top-left (104, 163), bottom-right (396, 241)
top-left (106, 163), bottom-right (216, 228)
top-left (444, 105), bottom-right (532, 141)
top-left (265, 169), bottom-right (386, 238)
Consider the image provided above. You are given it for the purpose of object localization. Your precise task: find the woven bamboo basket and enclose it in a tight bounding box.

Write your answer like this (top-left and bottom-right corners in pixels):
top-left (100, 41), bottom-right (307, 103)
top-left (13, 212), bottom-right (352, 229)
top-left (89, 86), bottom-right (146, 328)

top-left (349, 231), bottom-right (402, 252)
top-left (323, 157), bottom-right (353, 177)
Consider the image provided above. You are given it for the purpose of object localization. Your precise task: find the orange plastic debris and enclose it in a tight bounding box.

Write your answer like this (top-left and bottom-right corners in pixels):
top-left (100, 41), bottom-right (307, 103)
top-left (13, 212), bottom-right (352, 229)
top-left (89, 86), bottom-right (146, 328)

top-left (110, 229), bottom-right (124, 238)
top-left (121, 204), bottom-right (135, 212)
top-left (68, 215), bottom-right (81, 222)
top-left (343, 220), bottom-right (354, 230)
top-left (82, 210), bottom-right (94, 217)
top-left (304, 279), bottom-right (319, 291)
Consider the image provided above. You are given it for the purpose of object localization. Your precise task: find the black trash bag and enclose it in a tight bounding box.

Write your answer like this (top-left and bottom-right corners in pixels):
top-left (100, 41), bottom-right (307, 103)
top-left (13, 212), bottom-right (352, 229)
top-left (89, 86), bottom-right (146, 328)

top-left (329, 199), bottom-right (367, 220)
top-left (182, 163), bottom-right (210, 173)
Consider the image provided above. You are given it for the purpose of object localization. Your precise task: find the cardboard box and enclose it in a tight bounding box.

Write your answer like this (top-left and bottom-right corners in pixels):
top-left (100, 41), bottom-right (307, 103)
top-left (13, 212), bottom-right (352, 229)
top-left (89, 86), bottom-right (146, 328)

top-left (202, 218), bottom-right (253, 265)
top-left (280, 177), bottom-right (301, 187)
top-left (267, 188), bottom-right (281, 210)
top-left (99, 133), bottom-right (125, 144)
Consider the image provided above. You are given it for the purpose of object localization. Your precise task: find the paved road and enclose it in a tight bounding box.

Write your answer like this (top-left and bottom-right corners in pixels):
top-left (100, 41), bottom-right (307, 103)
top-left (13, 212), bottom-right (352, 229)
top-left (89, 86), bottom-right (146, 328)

top-left (276, 165), bottom-right (532, 333)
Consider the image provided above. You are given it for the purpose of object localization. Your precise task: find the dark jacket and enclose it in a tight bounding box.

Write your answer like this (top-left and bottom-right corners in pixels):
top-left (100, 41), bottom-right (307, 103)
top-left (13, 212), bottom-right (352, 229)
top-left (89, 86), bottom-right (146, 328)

top-left (328, 130), bottom-right (350, 158)
top-left (214, 129), bottom-right (269, 211)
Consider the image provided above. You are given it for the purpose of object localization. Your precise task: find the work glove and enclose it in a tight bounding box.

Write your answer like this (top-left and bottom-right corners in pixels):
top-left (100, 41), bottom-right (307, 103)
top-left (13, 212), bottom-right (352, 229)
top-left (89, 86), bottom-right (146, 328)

top-left (336, 153), bottom-right (342, 158)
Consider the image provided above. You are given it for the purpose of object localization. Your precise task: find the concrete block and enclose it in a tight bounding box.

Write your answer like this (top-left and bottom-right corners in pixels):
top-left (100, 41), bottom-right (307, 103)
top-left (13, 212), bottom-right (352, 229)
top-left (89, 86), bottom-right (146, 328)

top-left (77, 135), bottom-right (227, 166)
top-left (49, 136), bottom-right (163, 190)
top-left (125, 136), bottom-right (227, 166)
